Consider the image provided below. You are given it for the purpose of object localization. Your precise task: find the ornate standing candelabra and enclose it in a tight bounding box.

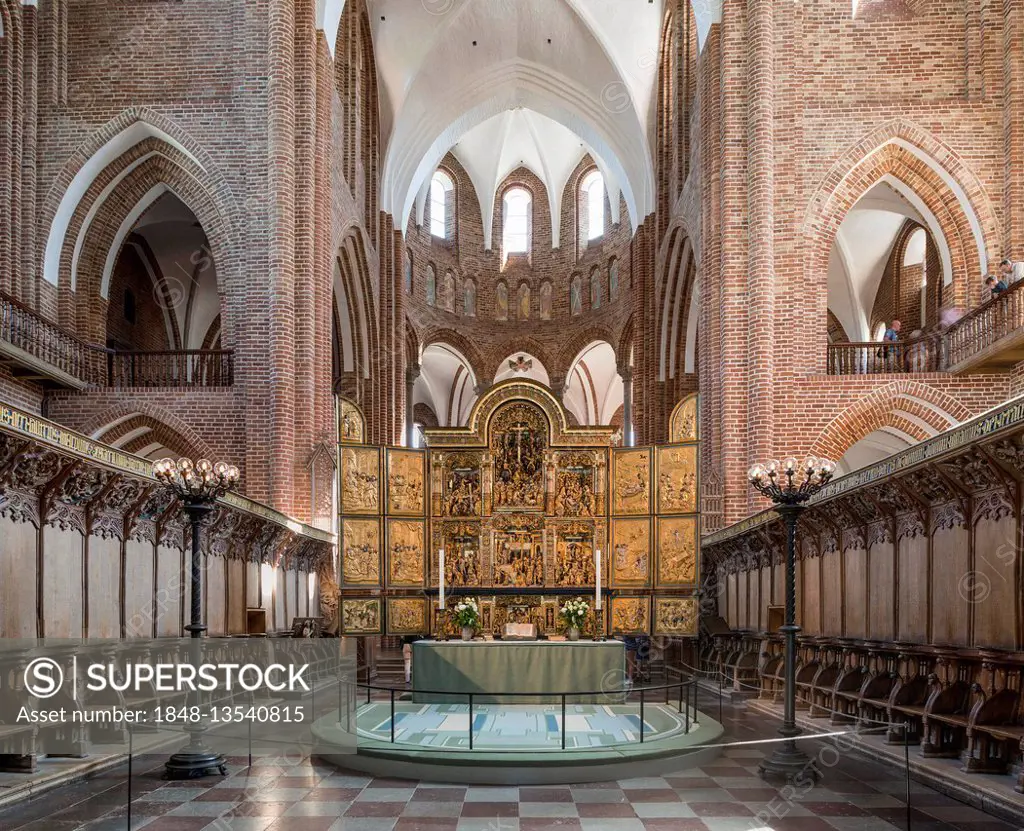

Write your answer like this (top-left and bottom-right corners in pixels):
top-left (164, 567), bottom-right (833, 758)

top-left (153, 457), bottom-right (239, 779)
top-left (748, 456), bottom-right (834, 782)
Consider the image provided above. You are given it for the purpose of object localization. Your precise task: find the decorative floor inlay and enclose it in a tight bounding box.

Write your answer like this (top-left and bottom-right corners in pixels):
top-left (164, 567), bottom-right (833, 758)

top-left (356, 702), bottom-right (694, 749)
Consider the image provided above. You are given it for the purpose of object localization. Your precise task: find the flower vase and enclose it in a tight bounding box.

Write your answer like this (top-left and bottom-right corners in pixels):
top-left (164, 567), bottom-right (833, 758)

top-left (461, 626), bottom-right (474, 642)
top-left (567, 627), bottom-right (580, 642)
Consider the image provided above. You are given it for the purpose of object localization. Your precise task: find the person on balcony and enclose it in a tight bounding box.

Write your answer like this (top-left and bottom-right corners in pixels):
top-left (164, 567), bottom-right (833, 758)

top-left (999, 259), bottom-right (1024, 285)
top-left (986, 275), bottom-right (1008, 298)
top-left (879, 320), bottom-right (901, 372)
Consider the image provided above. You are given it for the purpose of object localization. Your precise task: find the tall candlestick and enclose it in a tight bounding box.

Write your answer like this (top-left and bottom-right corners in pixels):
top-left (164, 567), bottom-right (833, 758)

top-left (439, 548), bottom-right (445, 610)
top-left (595, 548), bottom-right (602, 610)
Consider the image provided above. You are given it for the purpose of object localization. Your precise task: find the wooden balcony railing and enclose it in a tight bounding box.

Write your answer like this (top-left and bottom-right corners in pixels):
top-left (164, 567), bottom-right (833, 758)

top-left (827, 336), bottom-right (940, 375)
top-left (828, 279), bottom-right (1024, 375)
top-left (107, 349), bottom-right (233, 387)
top-left (0, 292), bottom-right (107, 385)
top-left (0, 292), bottom-right (233, 388)
top-left (943, 278), bottom-right (1024, 369)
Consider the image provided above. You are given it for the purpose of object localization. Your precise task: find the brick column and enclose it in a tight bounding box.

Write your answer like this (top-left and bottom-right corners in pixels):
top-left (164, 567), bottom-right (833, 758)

top-left (21, 3), bottom-right (38, 308)
top-left (746, 0), bottom-right (775, 511)
top-left (619, 364), bottom-right (634, 447)
top-left (261, 0), bottom-right (297, 509)
top-left (406, 363), bottom-right (420, 446)
top-left (717, 1), bottom-right (754, 523)
top-left (1003, 0), bottom-right (1024, 256)
top-left (293, 0), bottom-right (317, 519)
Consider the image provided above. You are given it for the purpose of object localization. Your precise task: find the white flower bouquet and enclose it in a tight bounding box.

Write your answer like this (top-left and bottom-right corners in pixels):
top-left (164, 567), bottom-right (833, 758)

top-left (559, 597), bottom-right (590, 630)
top-left (452, 597), bottom-right (480, 629)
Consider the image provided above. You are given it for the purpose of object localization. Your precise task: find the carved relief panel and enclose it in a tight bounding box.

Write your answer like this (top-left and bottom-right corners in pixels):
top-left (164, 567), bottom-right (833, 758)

top-left (434, 451), bottom-right (482, 518)
top-left (669, 394), bottom-right (699, 442)
top-left (612, 447), bottom-right (651, 515)
top-left (653, 596), bottom-right (698, 636)
top-left (552, 520), bottom-right (596, 586)
top-left (431, 521), bottom-right (482, 588)
top-left (490, 402), bottom-right (548, 511)
top-left (338, 398), bottom-right (366, 444)
top-left (340, 517), bottom-right (381, 586)
top-left (340, 446), bottom-right (380, 515)
top-left (386, 597), bottom-right (428, 635)
top-left (656, 516), bottom-right (698, 586)
top-left (611, 595), bottom-right (651, 634)
top-left (386, 518), bottom-right (425, 587)
top-left (553, 452), bottom-right (599, 517)
top-left (491, 513), bottom-right (545, 587)
top-left (611, 517), bottom-right (651, 587)
top-left (656, 444), bottom-right (698, 515)
top-left (340, 597), bottom-right (381, 634)
top-left (386, 448), bottom-right (425, 516)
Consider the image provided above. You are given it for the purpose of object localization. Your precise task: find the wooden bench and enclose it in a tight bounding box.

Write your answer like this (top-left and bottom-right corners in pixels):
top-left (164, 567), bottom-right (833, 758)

top-left (920, 652), bottom-right (977, 759)
top-left (854, 647), bottom-right (900, 732)
top-left (808, 642), bottom-right (844, 718)
top-left (830, 645), bottom-right (872, 725)
top-left (961, 658), bottom-right (1024, 786)
top-left (886, 649), bottom-right (936, 745)
top-left (794, 638), bottom-right (824, 712)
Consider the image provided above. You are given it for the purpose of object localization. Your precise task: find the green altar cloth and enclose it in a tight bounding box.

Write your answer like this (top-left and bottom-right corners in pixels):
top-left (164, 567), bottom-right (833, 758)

top-left (411, 640), bottom-right (626, 705)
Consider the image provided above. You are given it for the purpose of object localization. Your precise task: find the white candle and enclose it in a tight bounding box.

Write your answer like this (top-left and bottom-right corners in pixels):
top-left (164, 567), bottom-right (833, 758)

top-left (595, 548), bottom-right (602, 610)
top-left (439, 548), bottom-right (445, 610)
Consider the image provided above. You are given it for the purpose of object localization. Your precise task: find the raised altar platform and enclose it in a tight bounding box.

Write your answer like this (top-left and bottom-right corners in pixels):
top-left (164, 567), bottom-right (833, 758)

top-left (311, 701), bottom-right (724, 785)
top-left (412, 639), bottom-right (625, 704)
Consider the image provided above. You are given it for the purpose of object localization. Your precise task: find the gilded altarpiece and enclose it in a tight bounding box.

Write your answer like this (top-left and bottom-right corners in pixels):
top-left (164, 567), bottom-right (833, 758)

top-left (336, 383), bottom-right (702, 637)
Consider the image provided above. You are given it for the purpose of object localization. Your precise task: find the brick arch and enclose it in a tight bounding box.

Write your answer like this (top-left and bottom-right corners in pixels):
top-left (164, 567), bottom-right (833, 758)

top-left (405, 318), bottom-right (420, 367)
top-left (809, 380), bottom-right (972, 462)
top-left (97, 414), bottom-right (200, 461)
top-left (554, 324), bottom-right (618, 377)
top-left (80, 401), bottom-right (217, 461)
top-left (802, 119), bottom-right (999, 313)
top-left (42, 108), bottom-right (237, 291)
top-left (487, 337), bottom-right (557, 381)
top-left (419, 327), bottom-right (487, 384)
top-left (67, 152), bottom-right (232, 345)
top-left (618, 314), bottom-right (635, 366)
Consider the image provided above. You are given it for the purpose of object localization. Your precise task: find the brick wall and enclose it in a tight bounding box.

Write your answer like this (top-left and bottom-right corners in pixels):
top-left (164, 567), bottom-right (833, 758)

top-left (404, 154), bottom-right (635, 382)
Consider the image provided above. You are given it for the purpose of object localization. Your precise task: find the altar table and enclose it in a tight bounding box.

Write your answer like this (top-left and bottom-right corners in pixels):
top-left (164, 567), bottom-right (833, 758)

top-left (411, 640), bottom-right (626, 704)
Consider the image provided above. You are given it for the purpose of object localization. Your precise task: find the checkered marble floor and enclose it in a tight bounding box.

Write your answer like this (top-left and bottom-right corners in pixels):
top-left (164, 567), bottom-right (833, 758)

top-left (0, 698), bottom-right (1018, 831)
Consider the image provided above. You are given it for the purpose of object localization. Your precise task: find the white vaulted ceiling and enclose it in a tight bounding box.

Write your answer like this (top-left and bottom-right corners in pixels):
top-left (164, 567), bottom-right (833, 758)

top-left (370, 0), bottom-right (710, 239)
top-left (449, 109), bottom-right (618, 249)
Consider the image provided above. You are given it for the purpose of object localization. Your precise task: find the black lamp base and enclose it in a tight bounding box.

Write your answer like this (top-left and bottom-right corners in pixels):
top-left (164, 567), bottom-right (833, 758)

top-left (757, 740), bottom-right (821, 783)
top-left (164, 748), bottom-right (227, 779)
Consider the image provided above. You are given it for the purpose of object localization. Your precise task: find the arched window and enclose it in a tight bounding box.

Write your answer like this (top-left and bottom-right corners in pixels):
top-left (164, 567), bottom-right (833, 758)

top-left (404, 251), bottom-right (413, 295)
top-left (425, 265), bottom-right (436, 306)
top-left (580, 170), bottom-right (605, 245)
top-left (590, 268), bottom-right (602, 310)
top-left (430, 171), bottom-right (454, 239)
top-left (502, 187), bottom-right (532, 262)
top-left (608, 259), bottom-right (619, 301)
top-left (463, 279), bottom-right (477, 317)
